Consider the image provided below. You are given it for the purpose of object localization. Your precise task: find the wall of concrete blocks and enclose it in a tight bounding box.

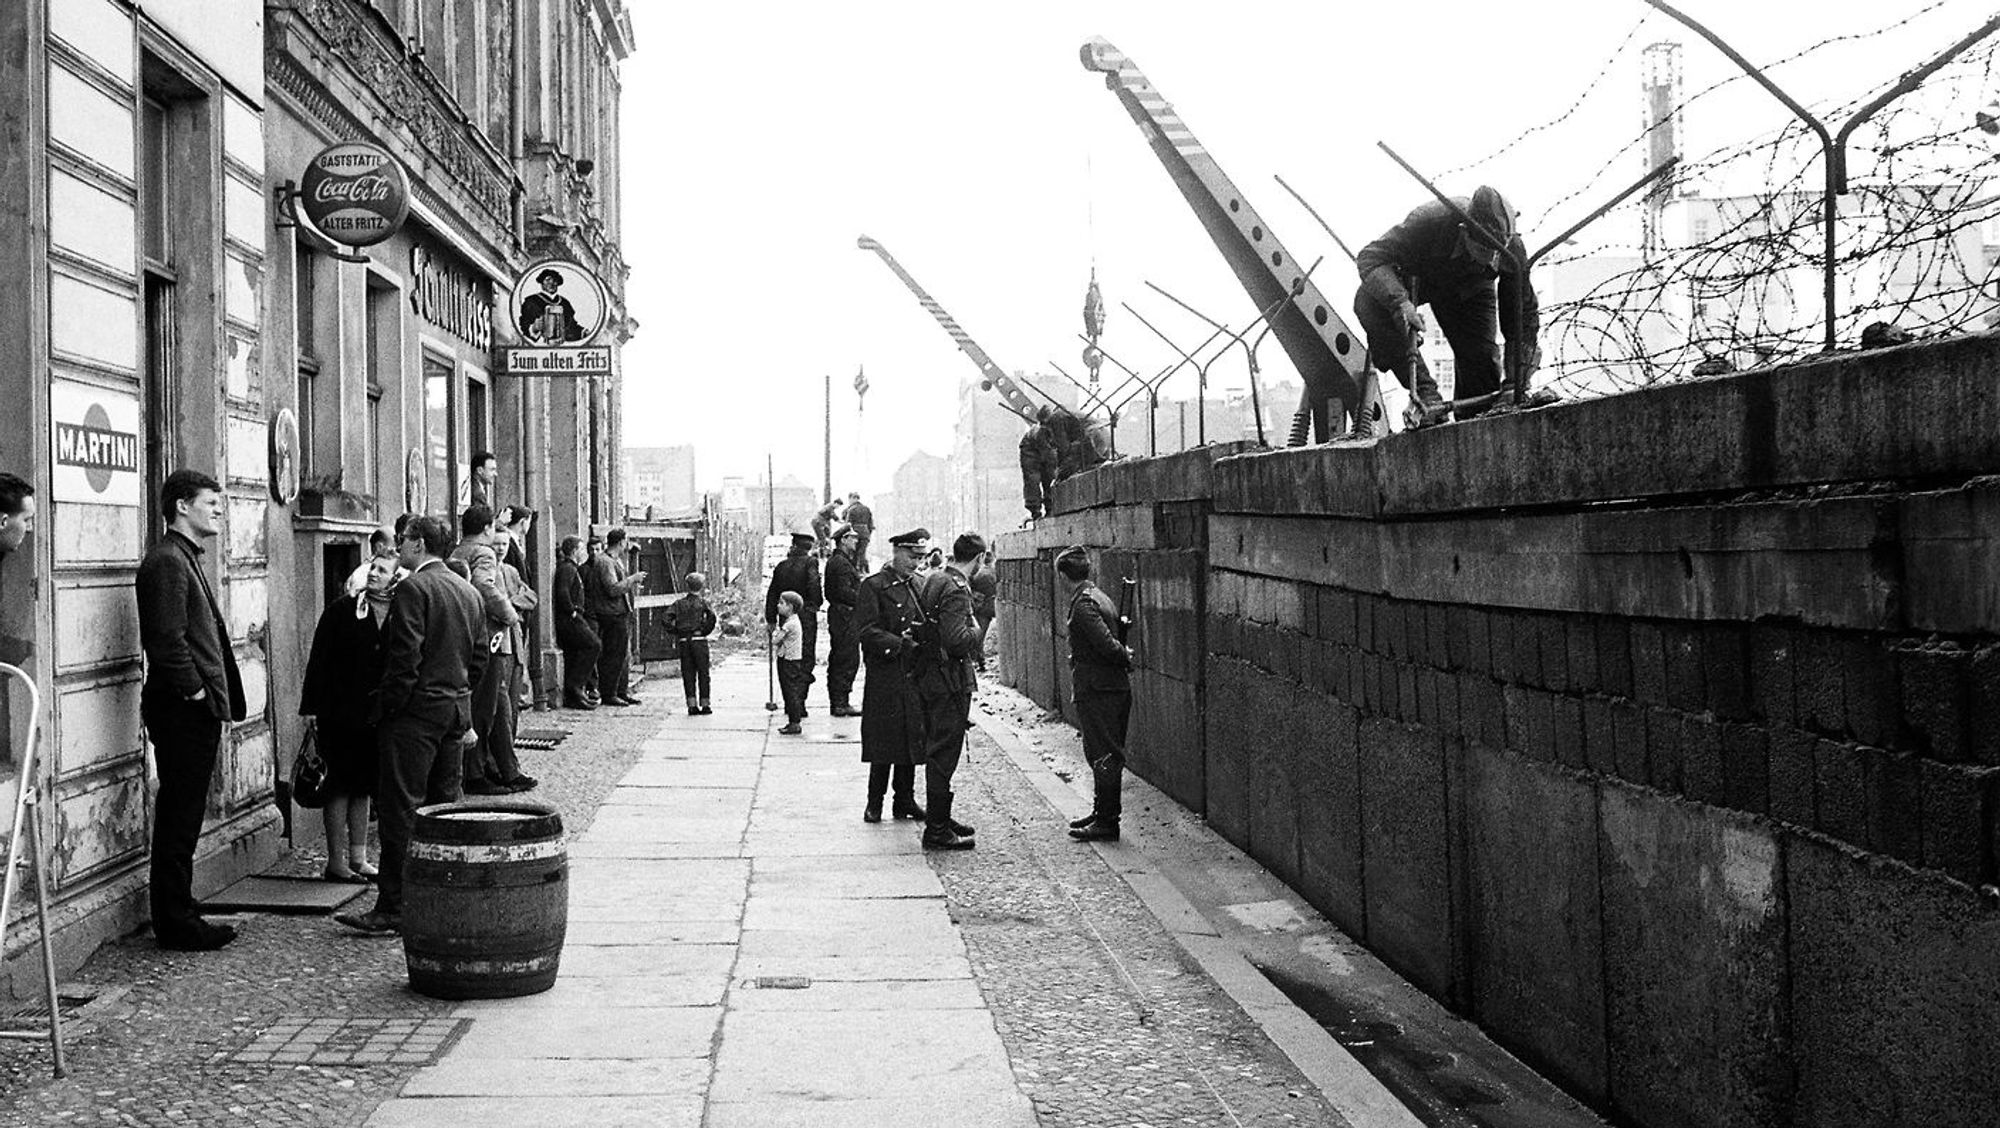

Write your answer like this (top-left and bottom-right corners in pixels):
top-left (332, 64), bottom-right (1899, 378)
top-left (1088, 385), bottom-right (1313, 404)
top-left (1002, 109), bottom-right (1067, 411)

top-left (994, 336), bottom-right (2000, 1128)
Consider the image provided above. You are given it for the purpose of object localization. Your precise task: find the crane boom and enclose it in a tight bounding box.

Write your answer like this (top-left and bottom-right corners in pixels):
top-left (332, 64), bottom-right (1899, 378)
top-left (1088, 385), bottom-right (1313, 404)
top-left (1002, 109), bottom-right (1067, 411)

top-left (856, 235), bottom-right (1038, 422)
top-left (1079, 37), bottom-right (1382, 442)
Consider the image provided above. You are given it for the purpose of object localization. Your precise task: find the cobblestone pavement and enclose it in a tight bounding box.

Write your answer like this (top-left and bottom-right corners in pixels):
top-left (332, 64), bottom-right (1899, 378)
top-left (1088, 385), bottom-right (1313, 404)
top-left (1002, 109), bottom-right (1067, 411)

top-left (938, 687), bottom-right (1350, 1127)
top-left (0, 663), bottom-right (686, 1128)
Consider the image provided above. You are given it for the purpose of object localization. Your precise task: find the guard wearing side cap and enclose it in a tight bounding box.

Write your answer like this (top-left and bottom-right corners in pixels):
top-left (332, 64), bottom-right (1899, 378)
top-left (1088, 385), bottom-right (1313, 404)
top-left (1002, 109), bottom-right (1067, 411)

top-left (1353, 185), bottom-right (1541, 425)
top-left (764, 531), bottom-right (823, 708)
top-left (1059, 545), bottom-right (1132, 841)
top-left (824, 524), bottom-right (863, 716)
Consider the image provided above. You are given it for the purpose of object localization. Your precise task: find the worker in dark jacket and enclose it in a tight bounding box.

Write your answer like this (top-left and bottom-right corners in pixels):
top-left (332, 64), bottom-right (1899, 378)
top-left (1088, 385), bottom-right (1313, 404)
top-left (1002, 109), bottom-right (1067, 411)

top-left (844, 492), bottom-right (875, 570)
top-left (1058, 545), bottom-right (1133, 842)
top-left (1353, 186), bottom-right (1540, 427)
top-left (551, 535), bottom-right (601, 709)
top-left (824, 524), bottom-right (864, 716)
top-left (335, 515), bottom-right (487, 936)
top-left (1019, 407), bottom-right (1059, 520)
top-left (764, 532), bottom-right (823, 708)
top-left (136, 470), bottom-right (246, 951)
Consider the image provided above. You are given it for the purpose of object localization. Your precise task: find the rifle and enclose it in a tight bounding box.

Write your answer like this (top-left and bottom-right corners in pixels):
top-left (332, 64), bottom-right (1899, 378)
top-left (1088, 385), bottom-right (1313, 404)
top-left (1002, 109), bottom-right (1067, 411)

top-left (1116, 577), bottom-right (1137, 645)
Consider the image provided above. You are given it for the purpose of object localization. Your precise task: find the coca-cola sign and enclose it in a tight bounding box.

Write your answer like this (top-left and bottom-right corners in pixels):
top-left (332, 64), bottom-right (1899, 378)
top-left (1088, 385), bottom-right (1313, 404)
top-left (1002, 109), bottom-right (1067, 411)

top-left (298, 142), bottom-right (410, 248)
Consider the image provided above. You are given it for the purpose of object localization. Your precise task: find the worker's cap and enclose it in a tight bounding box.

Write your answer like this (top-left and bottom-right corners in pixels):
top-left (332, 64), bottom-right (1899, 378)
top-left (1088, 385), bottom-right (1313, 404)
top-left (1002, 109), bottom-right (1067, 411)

top-left (1457, 186), bottom-right (1517, 272)
top-left (887, 528), bottom-right (931, 549)
top-left (790, 531), bottom-right (817, 546)
top-left (832, 523), bottom-right (856, 541)
top-left (1056, 544), bottom-right (1090, 564)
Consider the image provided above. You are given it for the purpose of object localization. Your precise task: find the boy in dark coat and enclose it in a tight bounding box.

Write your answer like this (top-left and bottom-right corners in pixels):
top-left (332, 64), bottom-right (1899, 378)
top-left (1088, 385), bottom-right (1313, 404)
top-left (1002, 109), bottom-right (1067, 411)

top-left (671, 571), bottom-right (718, 715)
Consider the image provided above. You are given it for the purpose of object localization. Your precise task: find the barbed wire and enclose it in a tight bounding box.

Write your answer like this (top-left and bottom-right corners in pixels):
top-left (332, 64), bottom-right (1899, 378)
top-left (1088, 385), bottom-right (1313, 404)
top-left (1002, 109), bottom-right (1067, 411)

top-left (1512, 22), bottom-right (2000, 397)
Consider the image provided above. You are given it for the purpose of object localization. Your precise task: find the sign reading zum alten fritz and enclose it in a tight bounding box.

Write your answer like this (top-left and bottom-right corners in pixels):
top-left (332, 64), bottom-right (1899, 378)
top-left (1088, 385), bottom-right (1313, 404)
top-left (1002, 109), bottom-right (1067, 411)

top-left (51, 382), bottom-right (142, 506)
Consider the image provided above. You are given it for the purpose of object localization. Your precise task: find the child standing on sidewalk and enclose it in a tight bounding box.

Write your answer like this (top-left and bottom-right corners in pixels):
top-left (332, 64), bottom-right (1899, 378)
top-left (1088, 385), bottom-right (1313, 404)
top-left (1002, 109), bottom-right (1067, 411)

top-left (775, 591), bottom-right (808, 734)
top-left (672, 572), bottom-right (718, 715)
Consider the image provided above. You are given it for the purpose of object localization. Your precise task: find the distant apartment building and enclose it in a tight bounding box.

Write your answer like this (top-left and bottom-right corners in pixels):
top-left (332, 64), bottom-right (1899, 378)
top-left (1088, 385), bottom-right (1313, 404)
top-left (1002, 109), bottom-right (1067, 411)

top-left (874, 451), bottom-right (951, 542)
top-left (711, 474), bottom-right (817, 535)
top-left (623, 445), bottom-right (698, 517)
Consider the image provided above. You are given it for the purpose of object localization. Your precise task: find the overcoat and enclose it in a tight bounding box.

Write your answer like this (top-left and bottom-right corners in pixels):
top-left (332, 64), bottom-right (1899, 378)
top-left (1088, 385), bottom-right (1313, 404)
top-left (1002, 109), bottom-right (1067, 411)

top-left (854, 565), bottom-right (973, 763)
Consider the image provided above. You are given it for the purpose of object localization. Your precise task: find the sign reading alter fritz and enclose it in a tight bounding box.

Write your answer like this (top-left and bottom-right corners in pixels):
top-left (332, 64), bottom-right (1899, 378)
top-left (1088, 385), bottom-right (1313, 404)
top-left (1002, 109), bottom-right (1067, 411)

top-left (299, 142), bottom-right (410, 248)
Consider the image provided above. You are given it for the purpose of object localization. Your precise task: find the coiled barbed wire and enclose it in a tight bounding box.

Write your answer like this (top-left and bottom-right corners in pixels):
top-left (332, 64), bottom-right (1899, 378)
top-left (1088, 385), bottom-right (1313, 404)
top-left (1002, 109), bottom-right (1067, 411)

top-left (1511, 26), bottom-right (2000, 398)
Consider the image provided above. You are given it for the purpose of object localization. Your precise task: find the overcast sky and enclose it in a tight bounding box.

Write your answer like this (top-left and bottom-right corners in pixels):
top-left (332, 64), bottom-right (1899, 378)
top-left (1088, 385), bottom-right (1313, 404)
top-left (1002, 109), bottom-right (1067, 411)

top-left (617, 0), bottom-right (1993, 497)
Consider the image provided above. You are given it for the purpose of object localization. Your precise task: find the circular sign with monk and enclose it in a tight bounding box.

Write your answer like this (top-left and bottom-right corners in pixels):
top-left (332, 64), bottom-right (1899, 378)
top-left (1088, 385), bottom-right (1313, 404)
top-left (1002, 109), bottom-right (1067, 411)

top-left (510, 260), bottom-right (606, 346)
top-left (298, 141), bottom-right (410, 248)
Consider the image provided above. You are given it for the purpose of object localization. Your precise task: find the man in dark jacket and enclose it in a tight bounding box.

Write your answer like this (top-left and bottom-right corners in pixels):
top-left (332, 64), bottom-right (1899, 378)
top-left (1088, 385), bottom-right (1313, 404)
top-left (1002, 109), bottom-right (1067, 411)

top-left (1353, 185), bottom-right (1540, 427)
top-left (584, 528), bottom-right (646, 706)
top-left (1019, 408), bottom-right (1058, 520)
top-left (137, 470), bottom-right (247, 950)
top-left (335, 515), bottom-right (487, 935)
top-left (551, 535), bottom-right (601, 709)
top-left (823, 524), bottom-right (864, 716)
top-left (1059, 545), bottom-right (1133, 842)
top-left (764, 532), bottom-right (823, 708)
top-left (844, 492), bottom-right (874, 571)
top-left (450, 505), bottom-right (527, 795)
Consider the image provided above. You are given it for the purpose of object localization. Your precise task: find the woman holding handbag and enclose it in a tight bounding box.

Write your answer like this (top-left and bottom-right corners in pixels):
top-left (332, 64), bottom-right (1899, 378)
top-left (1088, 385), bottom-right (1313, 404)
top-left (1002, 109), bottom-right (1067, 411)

top-left (299, 544), bottom-right (398, 882)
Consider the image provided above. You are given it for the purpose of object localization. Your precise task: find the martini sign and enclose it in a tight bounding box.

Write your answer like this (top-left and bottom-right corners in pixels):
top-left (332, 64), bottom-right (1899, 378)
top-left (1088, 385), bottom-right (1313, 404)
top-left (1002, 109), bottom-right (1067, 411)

top-left (298, 142), bottom-right (410, 247)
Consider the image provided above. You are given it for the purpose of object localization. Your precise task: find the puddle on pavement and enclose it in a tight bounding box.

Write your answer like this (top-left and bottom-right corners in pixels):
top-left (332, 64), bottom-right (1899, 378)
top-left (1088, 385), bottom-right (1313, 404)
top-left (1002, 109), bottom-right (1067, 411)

top-left (1255, 960), bottom-right (1600, 1128)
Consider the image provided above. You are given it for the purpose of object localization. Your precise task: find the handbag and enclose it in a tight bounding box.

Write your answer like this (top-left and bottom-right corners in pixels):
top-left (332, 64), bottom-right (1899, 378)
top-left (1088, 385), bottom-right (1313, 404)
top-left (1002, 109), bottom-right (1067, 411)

top-left (290, 723), bottom-right (330, 810)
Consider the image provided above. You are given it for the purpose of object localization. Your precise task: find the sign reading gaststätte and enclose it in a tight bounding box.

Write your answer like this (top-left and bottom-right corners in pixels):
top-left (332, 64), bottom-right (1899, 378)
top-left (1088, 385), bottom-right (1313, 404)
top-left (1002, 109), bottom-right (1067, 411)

top-left (299, 141), bottom-right (410, 248)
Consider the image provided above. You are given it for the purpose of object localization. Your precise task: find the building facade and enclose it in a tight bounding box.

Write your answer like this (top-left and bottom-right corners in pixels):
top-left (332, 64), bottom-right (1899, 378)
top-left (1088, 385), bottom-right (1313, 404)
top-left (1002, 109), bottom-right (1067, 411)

top-left (0, 0), bottom-right (633, 990)
top-left (622, 444), bottom-right (698, 517)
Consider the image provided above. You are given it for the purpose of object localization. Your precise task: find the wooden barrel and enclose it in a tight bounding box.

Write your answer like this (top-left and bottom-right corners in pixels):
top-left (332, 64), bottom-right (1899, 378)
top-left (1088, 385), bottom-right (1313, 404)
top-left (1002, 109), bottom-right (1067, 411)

top-left (402, 799), bottom-right (568, 1000)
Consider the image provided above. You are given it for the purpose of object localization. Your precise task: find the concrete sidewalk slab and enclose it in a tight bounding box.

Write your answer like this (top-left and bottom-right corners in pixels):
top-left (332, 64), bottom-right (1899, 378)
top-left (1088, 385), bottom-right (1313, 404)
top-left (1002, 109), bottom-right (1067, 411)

top-left (369, 1094), bottom-right (703, 1128)
top-left (443, 1005), bottom-right (720, 1059)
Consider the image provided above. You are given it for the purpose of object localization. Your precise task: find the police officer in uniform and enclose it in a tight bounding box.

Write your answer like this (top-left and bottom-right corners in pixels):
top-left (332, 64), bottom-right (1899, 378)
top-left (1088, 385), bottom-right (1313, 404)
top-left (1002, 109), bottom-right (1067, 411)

top-left (854, 530), bottom-right (927, 823)
top-left (1059, 545), bottom-right (1132, 841)
top-left (764, 531), bottom-right (823, 708)
top-left (918, 533), bottom-right (985, 850)
top-left (824, 524), bottom-right (863, 716)
top-left (855, 529), bottom-right (980, 848)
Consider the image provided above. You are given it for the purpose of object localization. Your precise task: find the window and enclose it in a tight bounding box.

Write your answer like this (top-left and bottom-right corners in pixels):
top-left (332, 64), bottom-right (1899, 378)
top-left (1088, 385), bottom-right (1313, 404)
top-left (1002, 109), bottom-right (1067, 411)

top-left (423, 351), bottom-right (453, 517)
top-left (466, 374), bottom-right (489, 463)
top-left (138, 56), bottom-right (209, 543)
top-left (365, 279), bottom-right (398, 493)
top-left (296, 239), bottom-right (322, 477)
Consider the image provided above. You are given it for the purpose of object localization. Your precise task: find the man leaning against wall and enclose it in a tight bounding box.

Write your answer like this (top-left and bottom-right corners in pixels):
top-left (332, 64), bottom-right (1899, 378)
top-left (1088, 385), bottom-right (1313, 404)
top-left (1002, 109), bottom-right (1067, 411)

top-left (136, 471), bottom-right (246, 951)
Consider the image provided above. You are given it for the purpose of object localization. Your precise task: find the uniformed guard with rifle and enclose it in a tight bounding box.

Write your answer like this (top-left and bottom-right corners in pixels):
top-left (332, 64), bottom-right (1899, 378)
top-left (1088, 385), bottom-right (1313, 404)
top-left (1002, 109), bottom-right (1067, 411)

top-left (854, 529), bottom-right (981, 849)
top-left (1058, 545), bottom-right (1133, 841)
top-left (823, 524), bottom-right (864, 717)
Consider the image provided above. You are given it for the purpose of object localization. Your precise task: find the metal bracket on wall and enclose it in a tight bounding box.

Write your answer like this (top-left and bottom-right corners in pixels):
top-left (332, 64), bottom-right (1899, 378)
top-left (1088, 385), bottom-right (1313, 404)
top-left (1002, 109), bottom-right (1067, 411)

top-left (272, 181), bottom-right (372, 265)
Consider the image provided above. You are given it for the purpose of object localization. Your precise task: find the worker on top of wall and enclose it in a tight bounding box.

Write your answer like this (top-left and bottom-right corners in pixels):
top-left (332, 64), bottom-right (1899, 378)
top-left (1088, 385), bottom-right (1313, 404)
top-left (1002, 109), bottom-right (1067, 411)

top-left (1353, 185), bottom-right (1541, 428)
top-left (1019, 406), bottom-right (1058, 522)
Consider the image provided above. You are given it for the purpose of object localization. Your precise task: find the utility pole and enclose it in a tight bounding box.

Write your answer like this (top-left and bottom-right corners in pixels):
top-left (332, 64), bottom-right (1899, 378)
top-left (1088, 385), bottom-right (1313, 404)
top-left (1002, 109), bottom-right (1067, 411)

top-left (766, 452), bottom-right (775, 538)
top-left (822, 373), bottom-right (832, 505)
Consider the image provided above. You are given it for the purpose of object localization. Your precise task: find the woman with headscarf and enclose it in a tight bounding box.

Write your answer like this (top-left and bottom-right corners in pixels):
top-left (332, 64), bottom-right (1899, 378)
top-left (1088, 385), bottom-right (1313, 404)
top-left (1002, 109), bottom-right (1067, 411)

top-left (299, 544), bottom-right (399, 881)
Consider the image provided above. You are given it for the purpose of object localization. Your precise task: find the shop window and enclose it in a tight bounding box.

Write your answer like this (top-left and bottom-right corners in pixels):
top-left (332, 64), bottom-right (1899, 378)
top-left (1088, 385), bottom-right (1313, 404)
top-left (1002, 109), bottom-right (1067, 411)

top-left (422, 351), bottom-right (454, 519)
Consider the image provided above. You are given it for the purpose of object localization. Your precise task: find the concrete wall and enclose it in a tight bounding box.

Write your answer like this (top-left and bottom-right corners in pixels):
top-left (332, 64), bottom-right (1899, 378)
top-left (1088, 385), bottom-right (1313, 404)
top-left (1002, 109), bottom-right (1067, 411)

top-left (995, 334), bottom-right (2000, 1128)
